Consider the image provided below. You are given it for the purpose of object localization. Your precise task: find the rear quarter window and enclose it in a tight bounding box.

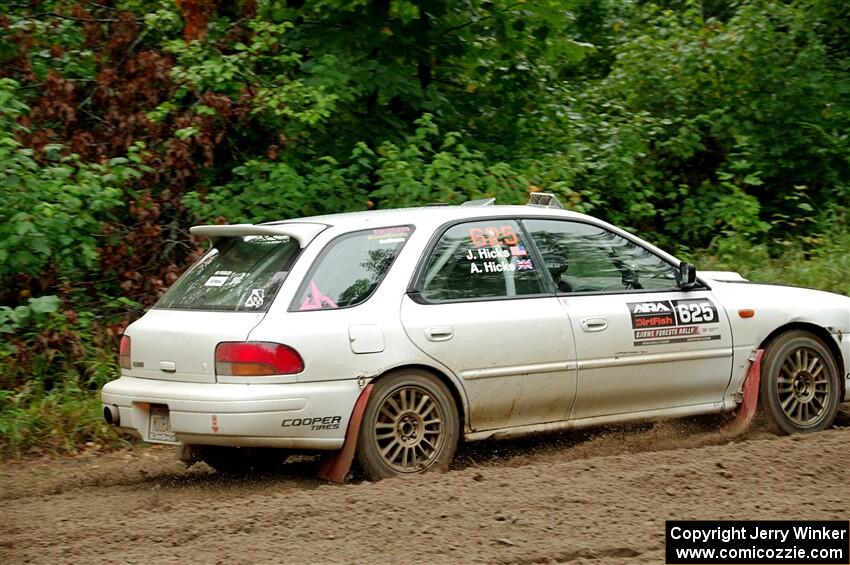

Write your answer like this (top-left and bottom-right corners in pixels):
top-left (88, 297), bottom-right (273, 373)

top-left (291, 226), bottom-right (412, 311)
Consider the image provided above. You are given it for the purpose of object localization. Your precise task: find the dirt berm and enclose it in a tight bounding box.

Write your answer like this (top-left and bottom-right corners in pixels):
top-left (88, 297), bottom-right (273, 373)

top-left (2, 408), bottom-right (849, 564)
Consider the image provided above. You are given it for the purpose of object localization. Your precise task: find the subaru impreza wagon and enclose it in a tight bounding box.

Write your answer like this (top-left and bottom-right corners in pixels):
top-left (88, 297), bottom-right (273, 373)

top-left (102, 195), bottom-right (850, 479)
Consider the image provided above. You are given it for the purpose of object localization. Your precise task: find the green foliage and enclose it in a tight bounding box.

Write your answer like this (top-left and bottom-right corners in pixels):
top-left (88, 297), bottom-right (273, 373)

top-left (696, 228), bottom-right (850, 297)
top-left (0, 79), bottom-right (147, 283)
top-left (0, 388), bottom-right (122, 457)
top-left (560, 0), bottom-right (850, 240)
top-left (371, 115), bottom-right (528, 207)
top-left (0, 296), bottom-right (60, 335)
top-left (185, 144), bottom-right (374, 223)
top-left (0, 291), bottom-right (126, 456)
top-left (187, 115), bottom-right (533, 223)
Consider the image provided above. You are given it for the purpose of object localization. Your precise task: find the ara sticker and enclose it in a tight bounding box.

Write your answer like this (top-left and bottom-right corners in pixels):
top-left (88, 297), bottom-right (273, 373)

top-left (204, 275), bottom-right (229, 287)
top-left (627, 299), bottom-right (720, 345)
top-left (244, 288), bottom-right (265, 308)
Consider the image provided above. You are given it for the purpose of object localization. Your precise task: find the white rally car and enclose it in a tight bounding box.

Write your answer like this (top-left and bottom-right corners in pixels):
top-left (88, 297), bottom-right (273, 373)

top-left (102, 195), bottom-right (850, 479)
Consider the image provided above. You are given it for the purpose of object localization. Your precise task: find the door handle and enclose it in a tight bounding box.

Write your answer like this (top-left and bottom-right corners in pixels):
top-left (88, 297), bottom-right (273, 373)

top-left (580, 317), bottom-right (608, 332)
top-left (425, 326), bottom-right (454, 342)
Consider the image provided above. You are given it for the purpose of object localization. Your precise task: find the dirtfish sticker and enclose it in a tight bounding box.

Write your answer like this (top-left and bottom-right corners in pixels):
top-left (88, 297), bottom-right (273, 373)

top-left (627, 299), bottom-right (720, 346)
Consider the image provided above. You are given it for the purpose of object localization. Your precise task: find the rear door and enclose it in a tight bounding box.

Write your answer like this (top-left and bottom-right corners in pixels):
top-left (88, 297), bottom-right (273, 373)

top-left (523, 219), bottom-right (733, 419)
top-left (401, 219), bottom-right (578, 431)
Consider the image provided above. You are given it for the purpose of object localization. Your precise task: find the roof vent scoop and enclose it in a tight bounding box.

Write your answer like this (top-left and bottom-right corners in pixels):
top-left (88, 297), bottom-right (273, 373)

top-left (527, 192), bottom-right (564, 209)
top-left (460, 197), bottom-right (496, 207)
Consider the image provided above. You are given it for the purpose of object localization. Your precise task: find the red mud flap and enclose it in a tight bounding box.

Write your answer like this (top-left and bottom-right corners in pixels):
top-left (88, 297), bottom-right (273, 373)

top-left (725, 349), bottom-right (763, 435)
top-left (317, 384), bottom-right (373, 483)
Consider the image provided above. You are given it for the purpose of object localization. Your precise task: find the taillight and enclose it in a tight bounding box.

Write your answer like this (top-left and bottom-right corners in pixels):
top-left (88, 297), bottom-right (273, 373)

top-left (215, 342), bottom-right (304, 376)
top-left (119, 335), bottom-right (131, 369)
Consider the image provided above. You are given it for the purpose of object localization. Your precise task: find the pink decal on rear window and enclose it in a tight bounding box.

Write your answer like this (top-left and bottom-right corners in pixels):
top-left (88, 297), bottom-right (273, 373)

top-left (299, 280), bottom-right (339, 311)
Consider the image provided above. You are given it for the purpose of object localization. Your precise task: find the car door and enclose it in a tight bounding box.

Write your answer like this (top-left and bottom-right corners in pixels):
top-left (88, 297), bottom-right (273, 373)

top-left (522, 218), bottom-right (734, 420)
top-left (401, 219), bottom-right (578, 431)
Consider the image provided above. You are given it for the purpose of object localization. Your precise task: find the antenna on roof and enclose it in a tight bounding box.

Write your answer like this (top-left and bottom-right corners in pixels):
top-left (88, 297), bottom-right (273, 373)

top-left (527, 192), bottom-right (564, 209)
top-left (460, 197), bottom-right (496, 207)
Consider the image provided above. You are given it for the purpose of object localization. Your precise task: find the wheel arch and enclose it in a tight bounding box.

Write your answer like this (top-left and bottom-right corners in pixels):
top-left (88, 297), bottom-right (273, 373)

top-left (369, 363), bottom-right (468, 436)
top-left (758, 321), bottom-right (846, 400)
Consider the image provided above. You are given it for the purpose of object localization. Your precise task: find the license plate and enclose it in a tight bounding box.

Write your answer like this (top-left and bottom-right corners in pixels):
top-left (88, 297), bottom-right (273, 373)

top-left (148, 404), bottom-right (177, 443)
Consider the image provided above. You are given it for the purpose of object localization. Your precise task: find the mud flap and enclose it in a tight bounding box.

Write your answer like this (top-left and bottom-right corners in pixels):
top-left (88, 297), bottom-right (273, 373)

top-left (725, 349), bottom-right (764, 435)
top-left (317, 384), bottom-right (373, 483)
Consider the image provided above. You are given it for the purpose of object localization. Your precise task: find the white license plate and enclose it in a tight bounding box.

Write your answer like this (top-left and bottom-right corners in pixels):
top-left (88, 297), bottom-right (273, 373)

top-left (148, 404), bottom-right (177, 443)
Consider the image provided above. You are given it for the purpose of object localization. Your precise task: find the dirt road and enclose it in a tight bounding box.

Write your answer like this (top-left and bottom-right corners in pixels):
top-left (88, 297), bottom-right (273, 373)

top-left (2, 409), bottom-right (849, 564)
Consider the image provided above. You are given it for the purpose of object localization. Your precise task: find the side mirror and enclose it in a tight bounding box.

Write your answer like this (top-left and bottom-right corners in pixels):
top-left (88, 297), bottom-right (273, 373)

top-left (677, 262), bottom-right (697, 290)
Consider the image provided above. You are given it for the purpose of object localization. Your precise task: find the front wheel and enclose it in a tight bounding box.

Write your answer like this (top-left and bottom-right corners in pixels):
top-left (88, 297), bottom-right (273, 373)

top-left (356, 370), bottom-right (460, 480)
top-left (759, 330), bottom-right (841, 434)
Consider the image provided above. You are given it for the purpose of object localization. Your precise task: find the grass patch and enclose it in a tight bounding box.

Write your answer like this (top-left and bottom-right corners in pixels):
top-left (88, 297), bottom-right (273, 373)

top-left (0, 388), bottom-right (124, 458)
top-left (695, 233), bottom-right (850, 296)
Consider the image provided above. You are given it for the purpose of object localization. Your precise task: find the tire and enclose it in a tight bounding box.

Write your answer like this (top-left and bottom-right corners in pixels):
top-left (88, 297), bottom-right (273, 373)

top-left (759, 330), bottom-right (841, 434)
top-left (356, 369), bottom-right (460, 480)
top-left (200, 446), bottom-right (289, 474)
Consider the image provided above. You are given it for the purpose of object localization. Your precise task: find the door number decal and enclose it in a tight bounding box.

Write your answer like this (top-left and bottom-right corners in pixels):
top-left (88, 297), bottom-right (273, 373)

top-left (627, 299), bottom-right (720, 346)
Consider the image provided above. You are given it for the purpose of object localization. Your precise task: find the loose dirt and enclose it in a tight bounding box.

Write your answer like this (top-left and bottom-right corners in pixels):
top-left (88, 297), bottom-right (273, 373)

top-left (2, 408), bottom-right (849, 564)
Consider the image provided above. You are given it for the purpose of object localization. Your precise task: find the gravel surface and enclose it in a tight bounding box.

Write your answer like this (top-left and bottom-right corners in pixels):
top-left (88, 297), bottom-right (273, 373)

top-left (2, 408), bottom-right (849, 564)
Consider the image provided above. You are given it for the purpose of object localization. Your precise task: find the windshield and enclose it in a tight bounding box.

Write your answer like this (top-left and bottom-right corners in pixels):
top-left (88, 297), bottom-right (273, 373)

top-left (155, 235), bottom-right (300, 312)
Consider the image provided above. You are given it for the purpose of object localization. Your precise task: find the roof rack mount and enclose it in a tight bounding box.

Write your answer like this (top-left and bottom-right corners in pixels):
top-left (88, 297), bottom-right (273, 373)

top-left (527, 192), bottom-right (564, 209)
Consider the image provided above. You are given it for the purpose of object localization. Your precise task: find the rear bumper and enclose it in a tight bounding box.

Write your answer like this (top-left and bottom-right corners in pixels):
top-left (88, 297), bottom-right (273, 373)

top-left (101, 376), bottom-right (362, 450)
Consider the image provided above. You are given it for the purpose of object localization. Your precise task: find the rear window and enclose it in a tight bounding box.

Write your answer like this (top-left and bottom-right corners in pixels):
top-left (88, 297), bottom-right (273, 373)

top-left (155, 235), bottom-right (300, 312)
top-left (291, 226), bottom-right (412, 311)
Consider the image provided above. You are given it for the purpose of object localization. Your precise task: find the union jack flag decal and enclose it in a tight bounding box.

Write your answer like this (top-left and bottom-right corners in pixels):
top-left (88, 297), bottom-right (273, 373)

top-left (516, 259), bottom-right (534, 270)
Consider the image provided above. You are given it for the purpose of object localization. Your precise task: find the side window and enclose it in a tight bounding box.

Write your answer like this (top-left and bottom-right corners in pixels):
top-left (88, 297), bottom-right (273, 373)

top-left (292, 226), bottom-right (412, 311)
top-left (523, 220), bottom-right (677, 293)
top-left (420, 220), bottom-right (546, 302)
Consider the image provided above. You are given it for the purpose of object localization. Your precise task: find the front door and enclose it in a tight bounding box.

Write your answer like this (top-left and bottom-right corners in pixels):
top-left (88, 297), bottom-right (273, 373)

top-left (401, 219), bottom-right (578, 431)
top-left (522, 218), bottom-right (734, 419)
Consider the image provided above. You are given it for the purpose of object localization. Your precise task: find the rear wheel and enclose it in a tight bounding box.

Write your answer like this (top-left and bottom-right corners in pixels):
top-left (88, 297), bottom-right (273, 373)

top-left (760, 330), bottom-right (840, 434)
top-left (200, 446), bottom-right (288, 474)
top-left (357, 369), bottom-right (459, 480)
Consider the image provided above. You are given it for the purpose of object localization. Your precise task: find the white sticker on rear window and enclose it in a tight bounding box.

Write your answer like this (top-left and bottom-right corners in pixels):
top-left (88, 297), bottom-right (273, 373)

top-left (368, 226), bottom-right (412, 240)
top-left (244, 288), bottom-right (265, 308)
top-left (204, 275), bottom-right (228, 287)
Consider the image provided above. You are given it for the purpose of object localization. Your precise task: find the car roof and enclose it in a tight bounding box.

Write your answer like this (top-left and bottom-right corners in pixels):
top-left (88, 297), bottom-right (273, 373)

top-left (263, 204), bottom-right (591, 230)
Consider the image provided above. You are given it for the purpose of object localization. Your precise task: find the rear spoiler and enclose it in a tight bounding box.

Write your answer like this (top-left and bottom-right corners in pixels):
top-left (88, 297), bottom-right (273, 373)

top-left (190, 222), bottom-right (327, 247)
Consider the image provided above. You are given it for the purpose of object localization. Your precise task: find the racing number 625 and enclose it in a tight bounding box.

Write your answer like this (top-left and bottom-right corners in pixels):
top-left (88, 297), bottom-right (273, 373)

top-left (677, 303), bottom-right (715, 324)
top-left (468, 226), bottom-right (519, 247)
